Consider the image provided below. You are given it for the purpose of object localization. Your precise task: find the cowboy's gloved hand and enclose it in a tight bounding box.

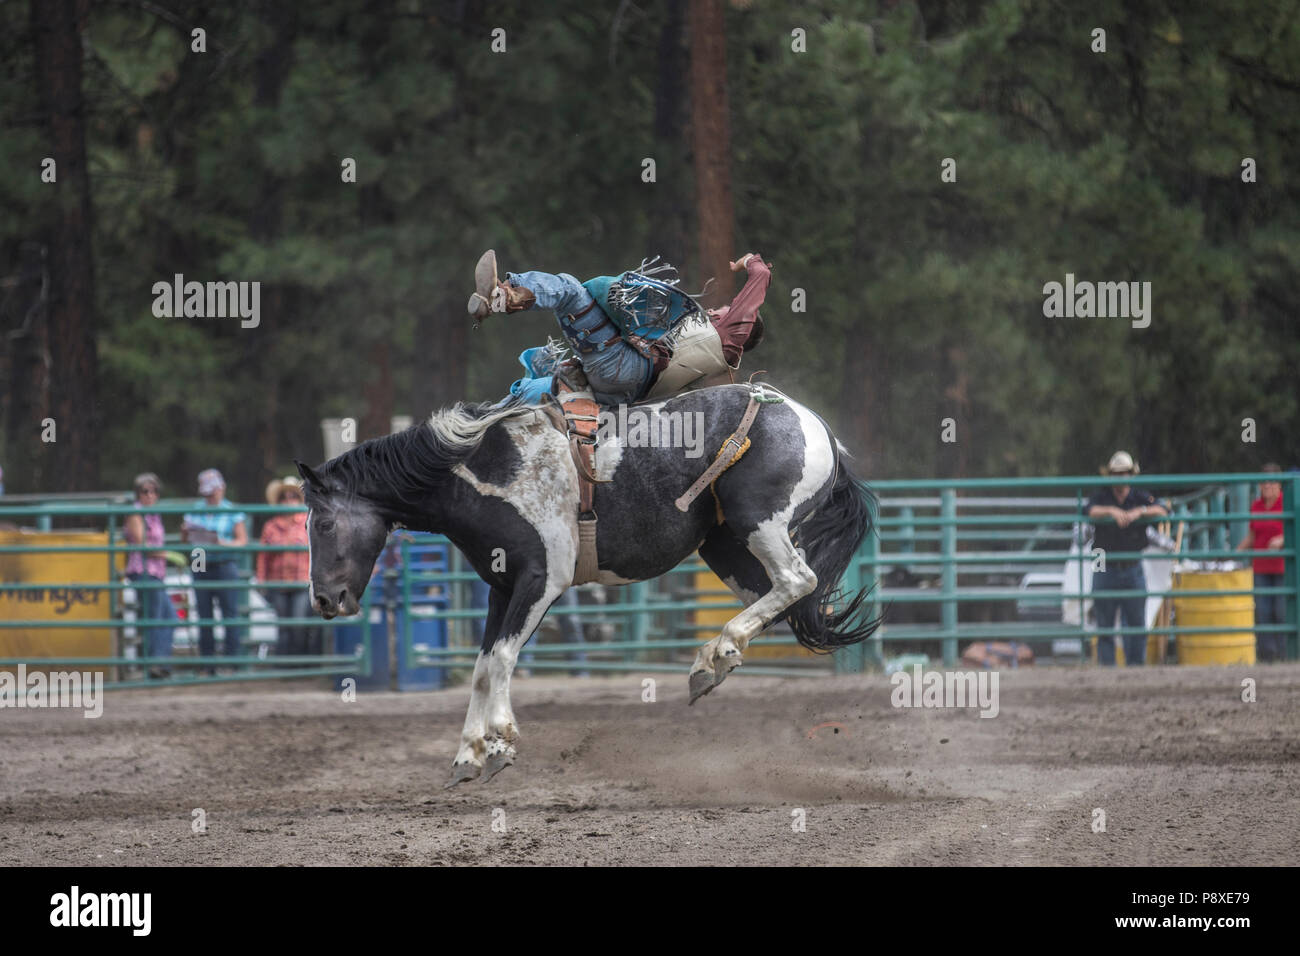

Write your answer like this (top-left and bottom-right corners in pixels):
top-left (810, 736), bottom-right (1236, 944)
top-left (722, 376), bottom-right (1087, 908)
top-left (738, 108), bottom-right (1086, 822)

top-left (729, 253), bottom-right (759, 272)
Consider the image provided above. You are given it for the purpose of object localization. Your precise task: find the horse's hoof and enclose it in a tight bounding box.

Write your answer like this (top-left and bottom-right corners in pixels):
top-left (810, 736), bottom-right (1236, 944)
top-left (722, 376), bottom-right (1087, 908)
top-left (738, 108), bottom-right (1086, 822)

top-left (483, 752), bottom-right (514, 781)
top-left (688, 669), bottom-right (716, 705)
top-left (444, 761), bottom-right (481, 789)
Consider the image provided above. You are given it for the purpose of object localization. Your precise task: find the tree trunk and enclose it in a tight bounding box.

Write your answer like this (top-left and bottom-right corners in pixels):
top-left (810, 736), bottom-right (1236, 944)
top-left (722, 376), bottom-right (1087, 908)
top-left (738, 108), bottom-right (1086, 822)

top-left (1, 244), bottom-right (52, 494)
top-left (687, 0), bottom-right (735, 304)
top-left (649, 0), bottom-right (690, 270)
top-left (30, 0), bottom-right (99, 491)
top-left (230, 2), bottom-right (298, 502)
top-left (361, 338), bottom-right (395, 440)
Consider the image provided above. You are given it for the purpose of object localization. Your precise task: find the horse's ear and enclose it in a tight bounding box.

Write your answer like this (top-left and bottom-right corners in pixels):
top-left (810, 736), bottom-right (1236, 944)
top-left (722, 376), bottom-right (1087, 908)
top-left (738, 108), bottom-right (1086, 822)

top-left (295, 459), bottom-right (324, 489)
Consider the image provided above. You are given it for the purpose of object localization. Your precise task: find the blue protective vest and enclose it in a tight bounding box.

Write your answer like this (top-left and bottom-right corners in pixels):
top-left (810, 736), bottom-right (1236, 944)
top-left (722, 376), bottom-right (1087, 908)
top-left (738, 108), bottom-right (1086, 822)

top-left (581, 271), bottom-right (705, 342)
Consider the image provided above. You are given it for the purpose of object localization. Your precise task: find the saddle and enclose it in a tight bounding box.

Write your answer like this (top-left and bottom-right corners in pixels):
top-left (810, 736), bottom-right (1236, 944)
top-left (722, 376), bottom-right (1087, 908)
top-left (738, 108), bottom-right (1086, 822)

top-left (541, 376), bottom-right (774, 585)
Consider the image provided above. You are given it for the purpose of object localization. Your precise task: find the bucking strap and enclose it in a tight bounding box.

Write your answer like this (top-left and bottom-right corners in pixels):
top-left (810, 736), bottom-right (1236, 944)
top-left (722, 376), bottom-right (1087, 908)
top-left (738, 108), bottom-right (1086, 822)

top-left (674, 395), bottom-right (762, 514)
top-left (574, 518), bottom-right (599, 585)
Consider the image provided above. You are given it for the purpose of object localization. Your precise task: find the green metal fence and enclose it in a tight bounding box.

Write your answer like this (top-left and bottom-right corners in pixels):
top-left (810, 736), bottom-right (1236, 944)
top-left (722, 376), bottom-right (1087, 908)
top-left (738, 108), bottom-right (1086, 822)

top-left (393, 539), bottom-right (819, 678)
top-left (836, 471), bottom-right (1299, 670)
top-left (0, 500), bottom-right (364, 689)
top-left (1, 470), bottom-right (1295, 688)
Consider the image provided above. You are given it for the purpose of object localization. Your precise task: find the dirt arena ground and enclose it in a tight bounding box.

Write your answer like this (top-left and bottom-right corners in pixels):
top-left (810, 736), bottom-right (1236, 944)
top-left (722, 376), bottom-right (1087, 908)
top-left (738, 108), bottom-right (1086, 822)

top-left (3, 663), bottom-right (1297, 866)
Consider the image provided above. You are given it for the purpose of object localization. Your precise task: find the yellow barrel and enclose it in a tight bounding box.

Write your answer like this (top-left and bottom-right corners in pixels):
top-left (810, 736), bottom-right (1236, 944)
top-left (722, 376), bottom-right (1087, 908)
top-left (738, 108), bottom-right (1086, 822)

top-left (691, 568), bottom-right (818, 659)
top-left (1173, 569), bottom-right (1256, 666)
top-left (1145, 633), bottom-right (1163, 665)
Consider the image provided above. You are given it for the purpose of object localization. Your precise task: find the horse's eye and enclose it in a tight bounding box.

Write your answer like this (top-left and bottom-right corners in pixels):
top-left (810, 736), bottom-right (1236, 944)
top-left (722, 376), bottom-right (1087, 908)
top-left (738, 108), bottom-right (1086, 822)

top-left (316, 519), bottom-right (336, 534)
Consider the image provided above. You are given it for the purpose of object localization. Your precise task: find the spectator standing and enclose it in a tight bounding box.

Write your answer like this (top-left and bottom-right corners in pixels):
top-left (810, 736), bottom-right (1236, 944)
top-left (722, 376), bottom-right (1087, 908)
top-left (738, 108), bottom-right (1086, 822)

top-left (1237, 463), bottom-right (1287, 662)
top-left (182, 468), bottom-right (248, 669)
top-left (1086, 451), bottom-right (1167, 666)
top-left (122, 472), bottom-right (177, 678)
top-left (257, 476), bottom-right (320, 658)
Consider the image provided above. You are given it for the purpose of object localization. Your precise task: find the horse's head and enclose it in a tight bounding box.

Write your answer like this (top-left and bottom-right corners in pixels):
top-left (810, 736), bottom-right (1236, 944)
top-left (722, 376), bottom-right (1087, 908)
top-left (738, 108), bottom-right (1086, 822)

top-left (295, 460), bottom-right (389, 620)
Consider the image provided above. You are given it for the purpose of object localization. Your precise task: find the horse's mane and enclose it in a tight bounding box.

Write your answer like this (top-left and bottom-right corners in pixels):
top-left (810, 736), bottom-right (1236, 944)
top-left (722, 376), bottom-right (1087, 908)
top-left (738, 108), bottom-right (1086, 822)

top-left (427, 399), bottom-right (537, 449)
top-left (319, 398), bottom-right (537, 507)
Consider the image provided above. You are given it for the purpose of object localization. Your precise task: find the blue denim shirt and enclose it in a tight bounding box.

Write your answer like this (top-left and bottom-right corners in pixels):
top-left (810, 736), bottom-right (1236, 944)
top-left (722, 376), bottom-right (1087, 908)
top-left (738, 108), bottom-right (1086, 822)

top-left (507, 271), bottom-right (653, 404)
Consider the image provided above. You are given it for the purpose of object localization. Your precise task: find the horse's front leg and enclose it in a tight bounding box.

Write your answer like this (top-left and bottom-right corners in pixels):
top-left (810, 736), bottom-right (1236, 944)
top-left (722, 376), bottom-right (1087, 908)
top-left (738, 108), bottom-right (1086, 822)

top-left (446, 589), bottom-right (505, 788)
top-left (446, 572), bottom-right (563, 787)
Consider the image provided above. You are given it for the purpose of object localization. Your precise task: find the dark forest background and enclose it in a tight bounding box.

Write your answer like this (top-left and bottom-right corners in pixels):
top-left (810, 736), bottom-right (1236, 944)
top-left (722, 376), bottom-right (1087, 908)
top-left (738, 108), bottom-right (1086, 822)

top-left (2, 0), bottom-right (1297, 503)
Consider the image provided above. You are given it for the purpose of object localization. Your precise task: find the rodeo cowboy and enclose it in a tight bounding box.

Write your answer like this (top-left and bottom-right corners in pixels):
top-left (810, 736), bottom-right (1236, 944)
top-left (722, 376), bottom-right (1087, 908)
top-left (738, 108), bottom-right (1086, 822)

top-left (467, 249), bottom-right (771, 406)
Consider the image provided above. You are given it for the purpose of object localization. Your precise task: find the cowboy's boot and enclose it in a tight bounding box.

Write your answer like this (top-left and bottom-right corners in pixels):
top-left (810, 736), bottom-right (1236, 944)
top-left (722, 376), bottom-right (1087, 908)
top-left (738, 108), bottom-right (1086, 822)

top-left (467, 249), bottom-right (499, 320)
top-left (468, 250), bottom-right (536, 321)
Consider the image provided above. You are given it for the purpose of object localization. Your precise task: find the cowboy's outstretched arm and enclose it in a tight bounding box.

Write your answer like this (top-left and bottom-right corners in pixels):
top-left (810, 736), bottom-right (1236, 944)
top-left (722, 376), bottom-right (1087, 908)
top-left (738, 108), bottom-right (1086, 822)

top-left (713, 254), bottom-right (770, 322)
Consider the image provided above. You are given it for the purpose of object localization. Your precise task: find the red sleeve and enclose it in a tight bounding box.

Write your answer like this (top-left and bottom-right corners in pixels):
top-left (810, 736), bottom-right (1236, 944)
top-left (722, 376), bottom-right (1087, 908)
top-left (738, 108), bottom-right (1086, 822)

top-left (256, 524), bottom-right (272, 581)
top-left (725, 255), bottom-right (771, 328)
top-left (709, 255), bottom-right (772, 365)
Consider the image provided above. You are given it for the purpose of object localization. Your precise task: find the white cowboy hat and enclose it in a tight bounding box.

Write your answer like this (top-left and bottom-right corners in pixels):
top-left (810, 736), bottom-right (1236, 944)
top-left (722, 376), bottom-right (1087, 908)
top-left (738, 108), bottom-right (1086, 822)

top-left (1100, 450), bottom-right (1140, 476)
top-left (265, 475), bottom-right (304, 505)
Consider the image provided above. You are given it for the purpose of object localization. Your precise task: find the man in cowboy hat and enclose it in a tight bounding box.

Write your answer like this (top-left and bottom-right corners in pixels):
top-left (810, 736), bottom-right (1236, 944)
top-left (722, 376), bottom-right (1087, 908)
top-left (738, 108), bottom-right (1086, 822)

top-left (1086, 451), bottom-right (1167, 666)
top-left (467, 248), bottom-right (769, 405)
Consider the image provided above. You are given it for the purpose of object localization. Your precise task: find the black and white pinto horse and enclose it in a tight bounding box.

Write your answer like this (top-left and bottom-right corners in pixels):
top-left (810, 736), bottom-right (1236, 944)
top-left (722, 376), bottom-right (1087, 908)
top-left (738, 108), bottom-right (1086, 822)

top-left (297, 384), bottom-right (880, 786)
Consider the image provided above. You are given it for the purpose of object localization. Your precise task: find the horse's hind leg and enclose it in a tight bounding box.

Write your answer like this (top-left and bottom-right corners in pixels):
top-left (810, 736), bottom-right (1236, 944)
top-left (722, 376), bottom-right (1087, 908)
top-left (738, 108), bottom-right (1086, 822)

top-left (689, 521), bottom-right (817, 704)
top-left (698, 522), bottom-right (772, 608)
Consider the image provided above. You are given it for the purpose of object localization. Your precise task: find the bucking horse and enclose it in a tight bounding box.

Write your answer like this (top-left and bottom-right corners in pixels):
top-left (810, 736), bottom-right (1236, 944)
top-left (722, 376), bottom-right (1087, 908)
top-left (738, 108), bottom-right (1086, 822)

top-left (297, 382), bottom-right (880, 786)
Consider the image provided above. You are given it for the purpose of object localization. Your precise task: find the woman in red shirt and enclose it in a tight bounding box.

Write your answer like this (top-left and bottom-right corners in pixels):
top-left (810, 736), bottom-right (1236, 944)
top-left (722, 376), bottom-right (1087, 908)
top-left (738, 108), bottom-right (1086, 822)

top-left (1236, 464), bottom-right (1287, 661)
top-left (257, 477), bottom-right (319, 658)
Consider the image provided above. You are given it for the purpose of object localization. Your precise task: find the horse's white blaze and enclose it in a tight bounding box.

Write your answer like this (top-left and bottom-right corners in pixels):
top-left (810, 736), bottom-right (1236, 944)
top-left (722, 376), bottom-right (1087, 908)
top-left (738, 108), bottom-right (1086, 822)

top-left (305, 507), bottom-right (315, 605)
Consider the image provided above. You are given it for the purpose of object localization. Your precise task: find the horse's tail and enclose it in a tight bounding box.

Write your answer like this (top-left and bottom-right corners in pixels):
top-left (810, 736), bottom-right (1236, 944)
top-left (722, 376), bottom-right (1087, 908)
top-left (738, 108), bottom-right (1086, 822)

top-left (784, 456), bottom-right (883, 652)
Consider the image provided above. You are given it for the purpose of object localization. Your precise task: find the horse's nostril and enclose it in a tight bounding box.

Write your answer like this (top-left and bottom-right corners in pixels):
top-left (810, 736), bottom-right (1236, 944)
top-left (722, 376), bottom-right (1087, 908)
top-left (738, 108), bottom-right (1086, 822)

top-left (337, 589), bottom-right (349, 607)
top-left (314, 594), bottom-right (331, 612)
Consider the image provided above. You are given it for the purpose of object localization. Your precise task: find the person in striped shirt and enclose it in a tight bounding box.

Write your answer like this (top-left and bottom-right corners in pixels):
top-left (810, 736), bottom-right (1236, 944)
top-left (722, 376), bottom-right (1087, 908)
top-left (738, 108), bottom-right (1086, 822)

top-left (123, 472), bottom-right (178, 677)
